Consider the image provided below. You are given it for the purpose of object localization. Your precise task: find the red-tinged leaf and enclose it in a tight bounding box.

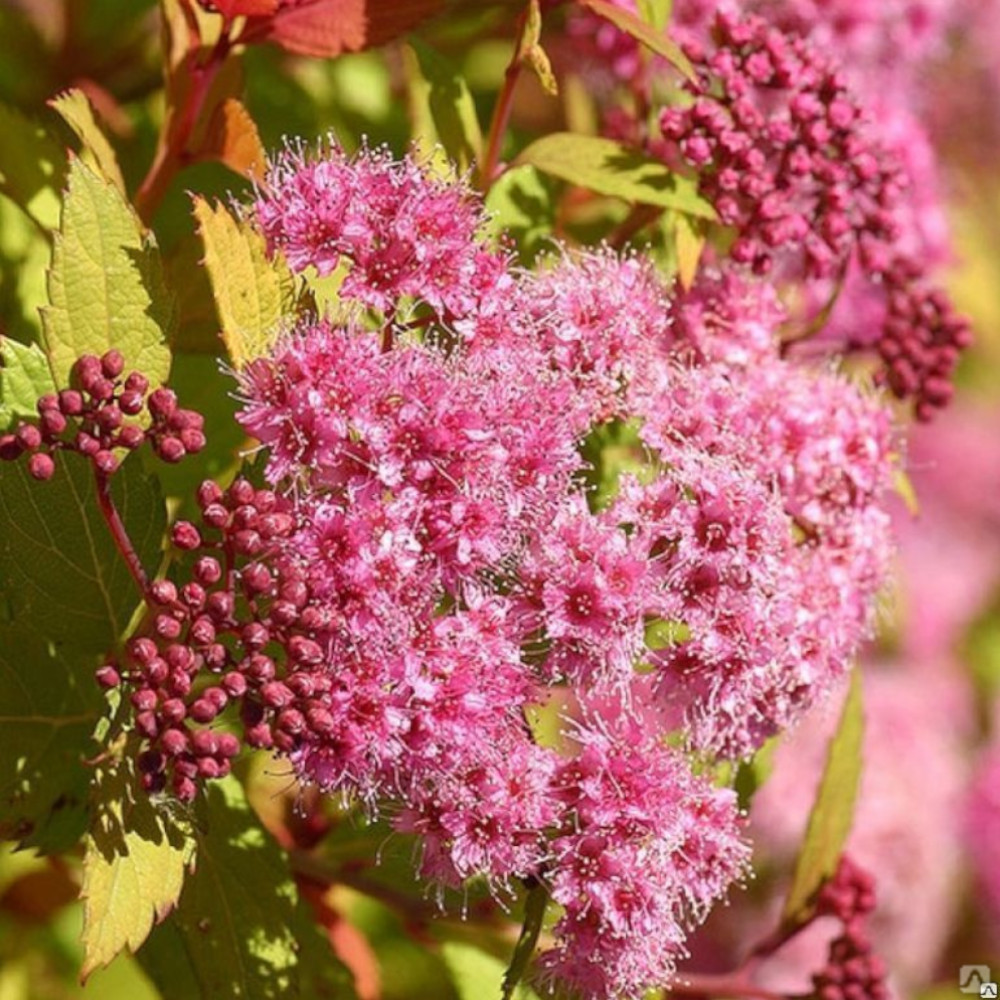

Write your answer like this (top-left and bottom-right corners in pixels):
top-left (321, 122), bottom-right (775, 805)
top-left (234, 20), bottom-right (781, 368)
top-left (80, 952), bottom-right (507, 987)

top-left (209, 0), bottom-right (278, 15)
top-left (195, 98), bottom-right (267, 181)
top-left (577, 0), bottom-right (694, 80)
top-left (262, 0), bottom-right (445, 58)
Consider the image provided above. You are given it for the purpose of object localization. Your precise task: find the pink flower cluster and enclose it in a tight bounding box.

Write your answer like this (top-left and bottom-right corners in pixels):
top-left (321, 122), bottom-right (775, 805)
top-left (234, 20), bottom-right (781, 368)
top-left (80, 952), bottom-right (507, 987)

top-left (59, 139), bottom-right (902, 998)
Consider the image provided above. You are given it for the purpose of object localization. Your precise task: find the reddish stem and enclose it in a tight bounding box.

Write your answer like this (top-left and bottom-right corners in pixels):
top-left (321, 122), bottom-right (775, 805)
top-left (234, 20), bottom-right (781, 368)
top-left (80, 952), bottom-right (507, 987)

top-left (666, 972), bottom-right (800, 1000)
top-left (478, 9), bottom-right (529, 191)
top-left (134, 28), bottom-right (232, 223)
top-left (94, 468), bottom-right (149, 599)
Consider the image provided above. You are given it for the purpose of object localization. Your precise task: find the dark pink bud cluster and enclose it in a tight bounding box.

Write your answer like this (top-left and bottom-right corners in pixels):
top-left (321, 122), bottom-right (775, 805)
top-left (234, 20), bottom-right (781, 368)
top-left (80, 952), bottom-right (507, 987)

top-left (659, 11), bottom-right (901, 280)
top-left (811, 856), bottom-right (888, 1000)
top-left (0, 352), bottom-right (206, 479)
top-left (657, 11), bottom-right (970, 417)
top-left (95, 477), bottom-right (325, 800)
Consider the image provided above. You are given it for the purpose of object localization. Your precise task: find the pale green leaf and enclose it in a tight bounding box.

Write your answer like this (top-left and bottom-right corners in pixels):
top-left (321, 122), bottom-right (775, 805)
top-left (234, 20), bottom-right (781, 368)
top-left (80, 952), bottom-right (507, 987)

top-left (442, 942), bottom-right (541, 1000)
top-left (0, 102), bottom-right (64, 231)
top-left (42, 158), bottom-right (174, 388)
top-left (637, 0), bottom-right (672, 31)
top-left (192, 197), bottom-right (298, 368)
top-left (782, 671), bottom-right (865, 927)
top-left (515, 134), bottom-right (716, 218)
top-left (410, 40), bottom-right (483, 174)
top-left (138, 776), bottom-right (355, 999)
top-left (0, 193), bottom-right (50, 342)
top-left (893, 467), bottom-right (920, 517)
top-left (81, 757), bottom-right (196, 978)
top-left (0, 624), bottom-right (103, 852)
top-left (49, 89), bottom-right (127, 198)
top-left (0, 454), bottom-right (165, 653)
top-left (484, 165), bottom-right (556, 263)
top-left (0, 337), bottom-right (57, 430)
top-left (577, 0), bottom-right (692, 79)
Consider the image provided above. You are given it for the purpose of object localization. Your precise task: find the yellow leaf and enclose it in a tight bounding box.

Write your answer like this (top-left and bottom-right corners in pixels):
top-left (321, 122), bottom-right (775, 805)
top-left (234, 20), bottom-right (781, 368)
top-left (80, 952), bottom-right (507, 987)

top-left (49, 89), bottom-right (127, 199)
top-left (192, 197), bottom-right (298, 367)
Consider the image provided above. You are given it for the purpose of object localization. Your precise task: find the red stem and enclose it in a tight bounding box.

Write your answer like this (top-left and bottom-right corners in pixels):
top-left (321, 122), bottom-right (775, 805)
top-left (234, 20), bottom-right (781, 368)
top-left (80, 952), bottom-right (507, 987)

top-left (95, 468), bottom-right (149, 600)
top-left (134, 28), bottom-right (232, 223)
top-left (478, 9), bottom-right (529, 191)
top-left (666, 973), bottom-right (800, 1000)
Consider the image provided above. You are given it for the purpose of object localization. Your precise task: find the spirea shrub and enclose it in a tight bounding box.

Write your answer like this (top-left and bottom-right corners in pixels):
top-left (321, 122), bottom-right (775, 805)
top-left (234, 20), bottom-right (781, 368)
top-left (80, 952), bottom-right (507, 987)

top-left (0, 1), bottom-right (988, 998)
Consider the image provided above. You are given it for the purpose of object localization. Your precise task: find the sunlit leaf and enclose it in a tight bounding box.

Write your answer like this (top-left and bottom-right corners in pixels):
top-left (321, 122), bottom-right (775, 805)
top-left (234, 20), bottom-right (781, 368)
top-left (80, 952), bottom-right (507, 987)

top-left (81, 756), bottom-right (196, 978)
top-left (49, 88), bottom-right (127, 198)
top-left (515, 134), bottom-right (716, 218)
top-left (42, 158), bottom-right (174, 388)
top-left (781, 671), bottom-right (865, 928)
top-left (138, 776), bottom-right (355, 999)
top-left (674, 212), bottom-right (706, 290)
top-left (192, 197), bottom-right (298, 367)
top-left (0, 337), bottom-right (57, 430)
top-left (195, 98), bottom-right (268, 182)
top-left (484, 164), bottom-right (556, 262)
top-left (443, 941), bottom-right (541, 1000)
top-left (0, 101), bottom-right (64, 231)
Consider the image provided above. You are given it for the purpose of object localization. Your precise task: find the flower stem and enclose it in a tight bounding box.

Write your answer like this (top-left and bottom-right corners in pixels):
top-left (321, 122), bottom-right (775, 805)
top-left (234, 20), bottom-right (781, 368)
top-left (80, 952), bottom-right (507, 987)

top-left (94, 468), bottom-right (149, 600)
top-left (478, 8), bottom-right (530, 191)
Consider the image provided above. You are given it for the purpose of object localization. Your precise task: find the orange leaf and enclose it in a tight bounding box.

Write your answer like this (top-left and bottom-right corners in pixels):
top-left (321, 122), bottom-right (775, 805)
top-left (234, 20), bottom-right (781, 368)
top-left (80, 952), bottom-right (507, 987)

top-left (263, 0), bottom-right (445, 57)
top-left (207, 0), bottom-right (279, 16)
top-left (196, 98), bottom-right (268, 181)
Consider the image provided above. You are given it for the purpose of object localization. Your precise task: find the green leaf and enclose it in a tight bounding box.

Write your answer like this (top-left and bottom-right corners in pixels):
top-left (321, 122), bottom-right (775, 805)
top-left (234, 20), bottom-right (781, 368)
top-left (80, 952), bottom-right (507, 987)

top-left (192, 197), bottom-right (298, 368)
top-left (515, 134), bottom-right (716, 218)
top-left (42, 157), bottom-right (174, 388)
top-left (0, 101), bottom-right (64, 232)
top-left (733, 735), bottom-right (779, 812)
top-left (0, 193), bottom-right (51, 342)
top-left (410, 40), bottom-right (483, 174)
top-left (0, 337), bottom-right (57, 430)
top-left (0, 624), bottom-right (103, 852)
top-left (49, 89), bottom-right (128, 198)
top-left (442, 941), bottom-right (542, 1000)
top-left (577, 0), bottom-right (693, 80)
top-left (502, 884), bottom-right (548, 1000)
top-left (781, 671), bottom-right (865, 928)
top-left (0, 454), bottom-right (165, 653)
top-left (484, 165), bottom-right (556, 263)
top-left (138, 776), bottom-right (355, 999)
top-left (81, 755), bottom-right (196, 978)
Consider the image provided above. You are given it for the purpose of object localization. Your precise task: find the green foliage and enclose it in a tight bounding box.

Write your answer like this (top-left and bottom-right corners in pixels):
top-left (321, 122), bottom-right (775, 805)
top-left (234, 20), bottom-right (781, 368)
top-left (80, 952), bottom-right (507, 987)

top-left (515, 134), bottom-right (716, 218)
top-left (781, 671), bottom-right (865, 928)
top-left (410, 40), bottom-right (483, 173)
top-left (443, 941), bottom-right (542, 1000)
top-left (42, 158), bottom-right (174, 389)
top-left (192, 197), bottom-right (299, 368)
top-left (138, 776), bottom-right (355, 999)
top-left (501, 885), bottom-right (548, 1000)
top-left (0, 337), bottom-right (57, 430)
top-left (0, 624), bottom-right (103, 852)
top-left (484, 165), bottom-right (557, 262)
top-left (0, 101), bottom-right (64, 232)
top-left (81, 755), bottom-right (196, 978)
top-left (0, 454), bottom-right (165, 653)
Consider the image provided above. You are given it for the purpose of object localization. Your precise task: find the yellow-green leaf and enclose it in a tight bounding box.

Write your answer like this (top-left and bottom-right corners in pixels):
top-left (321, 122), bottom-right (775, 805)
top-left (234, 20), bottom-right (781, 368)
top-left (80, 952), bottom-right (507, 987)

top-left (522, 0), bottom-right (558, 96)
top-left (637, 0), bottom-right (672, 31)
top-left (515, 134), bottom-right (716, 218)
top-left (0, 101), bottom-right (64, 231)
top-left (674, 212), bottom-right (706, 290)
top-left (442, 942), bottom-right (542, 1000)
top-left (41, 158), bottom-right (174, 388)
top-left (410, 40), bottom-right (483, 174)
top-left (781, 671), bottom-right (865, 928)
top-left (49, 89), bottom-right (127, 198)
top-left (0, 337), bottom-right (57, 429)
top-left (81, 757), bottom-right (196, 978)
top-left (893, 467), bottom-right (920, 516)
top-left (578, 0), bottom-right (693, 80)
top-left (137, 776), bottom-right (355, 1000)
top-left (192, 197), bottom-right (298, 367)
